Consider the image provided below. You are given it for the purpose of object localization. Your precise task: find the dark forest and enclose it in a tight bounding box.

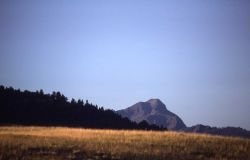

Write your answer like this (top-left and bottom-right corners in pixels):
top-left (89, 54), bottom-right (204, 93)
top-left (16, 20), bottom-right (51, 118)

top-left (0, 85), bottom-right (164, 131)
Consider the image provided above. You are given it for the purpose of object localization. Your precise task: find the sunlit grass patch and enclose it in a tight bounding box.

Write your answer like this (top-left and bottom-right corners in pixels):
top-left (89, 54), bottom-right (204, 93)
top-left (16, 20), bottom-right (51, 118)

top-left (0, 126), bottom-right (249, 160)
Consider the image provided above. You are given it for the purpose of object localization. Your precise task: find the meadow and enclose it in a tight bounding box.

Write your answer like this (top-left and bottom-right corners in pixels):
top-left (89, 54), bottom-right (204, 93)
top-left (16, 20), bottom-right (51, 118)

top-left (0, 126), bottom-right (249, 160)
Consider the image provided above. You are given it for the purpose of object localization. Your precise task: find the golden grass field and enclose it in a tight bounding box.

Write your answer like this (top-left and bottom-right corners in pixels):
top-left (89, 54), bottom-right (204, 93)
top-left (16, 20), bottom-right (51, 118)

top-left (0, 126), bottom-right (250, 160)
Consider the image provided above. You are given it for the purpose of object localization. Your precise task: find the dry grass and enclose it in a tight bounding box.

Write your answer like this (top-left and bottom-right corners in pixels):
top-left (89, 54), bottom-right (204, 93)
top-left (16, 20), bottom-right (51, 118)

top-left (0, 126), bottom-right (249, 160)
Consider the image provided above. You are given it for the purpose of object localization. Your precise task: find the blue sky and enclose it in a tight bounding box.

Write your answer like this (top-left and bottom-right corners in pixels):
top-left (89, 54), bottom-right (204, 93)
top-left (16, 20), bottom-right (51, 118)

top-left (0, 0), bottom-right (250, 129)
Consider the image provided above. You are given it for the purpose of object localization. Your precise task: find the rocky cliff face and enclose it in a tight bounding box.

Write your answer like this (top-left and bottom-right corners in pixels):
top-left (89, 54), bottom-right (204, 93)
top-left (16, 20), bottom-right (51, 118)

top-left (117, 99), bottom-right (186, 130)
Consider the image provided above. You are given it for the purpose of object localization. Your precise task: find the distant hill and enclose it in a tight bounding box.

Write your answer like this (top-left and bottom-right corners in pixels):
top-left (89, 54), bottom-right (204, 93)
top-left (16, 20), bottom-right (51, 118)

top-left (117, 99), bottom-right (186, 130)
top-left (183, 124), bottom-right (250, 139)
top-left (117, 99), bottom-right (250, 138)
top-left (0, 85), bottom-right (164, 131)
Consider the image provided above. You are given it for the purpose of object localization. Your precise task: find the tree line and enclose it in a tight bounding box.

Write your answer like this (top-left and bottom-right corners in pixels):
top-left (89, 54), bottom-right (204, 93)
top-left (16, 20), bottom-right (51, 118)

top-left (0, 85), bottom-right (165, 130)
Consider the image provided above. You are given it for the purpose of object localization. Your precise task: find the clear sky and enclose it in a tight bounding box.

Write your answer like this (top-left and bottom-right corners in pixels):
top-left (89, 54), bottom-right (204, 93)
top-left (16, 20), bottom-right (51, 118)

top-left (0, 0), bottom-right (250, 129)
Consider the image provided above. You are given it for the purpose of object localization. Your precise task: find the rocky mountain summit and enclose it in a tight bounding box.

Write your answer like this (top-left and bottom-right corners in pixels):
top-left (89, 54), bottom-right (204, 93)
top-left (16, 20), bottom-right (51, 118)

top-left (117, 99), bottom-right (186, 130)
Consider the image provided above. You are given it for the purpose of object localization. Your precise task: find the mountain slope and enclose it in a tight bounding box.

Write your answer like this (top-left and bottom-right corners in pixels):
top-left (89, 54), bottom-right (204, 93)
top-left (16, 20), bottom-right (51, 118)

top-left (117, 99), bottom-right (186, 130)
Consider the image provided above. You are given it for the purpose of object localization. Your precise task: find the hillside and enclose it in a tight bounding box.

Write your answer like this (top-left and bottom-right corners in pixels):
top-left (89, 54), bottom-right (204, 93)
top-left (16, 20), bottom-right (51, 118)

top-left (0, 85), bottom-right (163, 130)
top-left (0, 126), bottom-right (250, 160)
top-left (117, 99), bottom-right (186, 130)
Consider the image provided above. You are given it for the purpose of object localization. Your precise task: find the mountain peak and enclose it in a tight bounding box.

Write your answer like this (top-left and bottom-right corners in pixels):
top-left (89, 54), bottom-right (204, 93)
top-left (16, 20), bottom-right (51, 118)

top-left (145, 99), bottom-right (167, 112)
top-left (146, 99), bottom-right (164, 107)
top-left (146, 98), bottom-right (163, 104)
top-left (117, 99), bottom-right (186, 130)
